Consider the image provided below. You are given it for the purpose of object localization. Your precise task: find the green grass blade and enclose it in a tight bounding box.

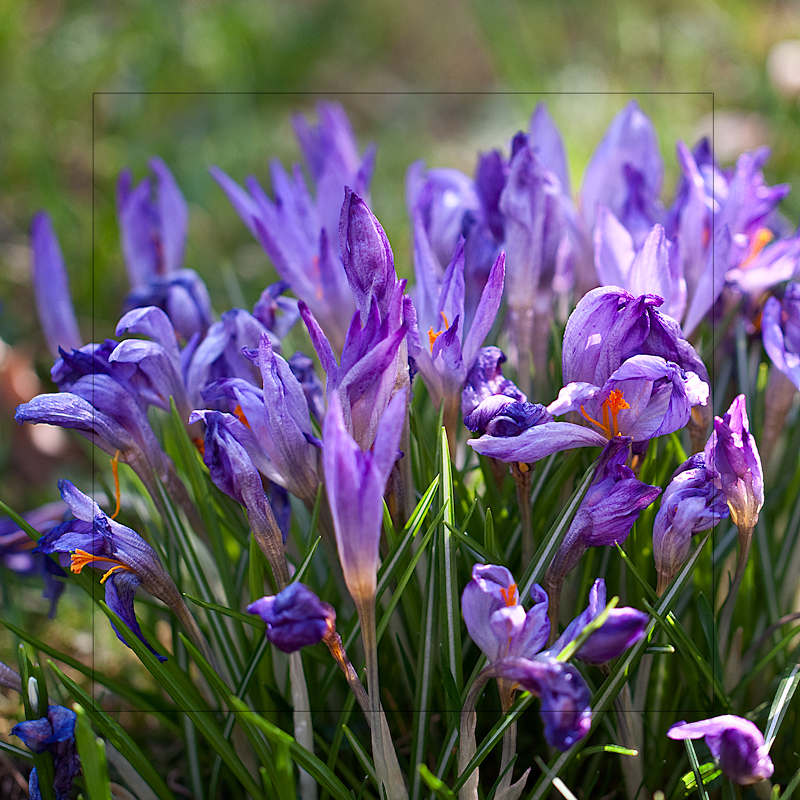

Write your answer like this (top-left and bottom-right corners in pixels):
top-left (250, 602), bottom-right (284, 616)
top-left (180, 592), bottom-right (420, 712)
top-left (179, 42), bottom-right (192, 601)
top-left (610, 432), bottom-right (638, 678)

top-left (74, 704), bottom-right (112, 800)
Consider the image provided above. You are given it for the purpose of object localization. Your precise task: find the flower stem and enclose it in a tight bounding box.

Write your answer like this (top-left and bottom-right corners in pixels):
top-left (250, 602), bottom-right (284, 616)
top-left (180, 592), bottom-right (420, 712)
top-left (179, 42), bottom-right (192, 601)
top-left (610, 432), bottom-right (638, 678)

top-left (718, 523), bottom-right (754, 653)
top-left (289, 652), bottom-right (317, 800)
top-left (357, 597), bottom-right (408, 800)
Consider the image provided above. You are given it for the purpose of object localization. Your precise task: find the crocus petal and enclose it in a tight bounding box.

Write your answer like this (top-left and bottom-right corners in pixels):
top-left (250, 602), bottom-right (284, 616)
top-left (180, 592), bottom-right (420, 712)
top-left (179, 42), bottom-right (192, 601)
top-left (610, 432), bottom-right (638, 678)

top-left (30, 212), bottom-right (82, 358)
top-left (462, 251), bottom-right (506, 368)
top-left (470, 421), bottom-right (608, 463)
top-left (105, 569), bottom-right (167, 662)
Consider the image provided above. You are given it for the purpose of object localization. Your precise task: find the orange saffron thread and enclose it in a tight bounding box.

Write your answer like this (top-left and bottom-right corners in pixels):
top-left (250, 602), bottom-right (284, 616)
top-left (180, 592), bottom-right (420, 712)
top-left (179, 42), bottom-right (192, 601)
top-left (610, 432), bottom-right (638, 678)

top-left (581, 389), bottom-right (630, 438)
top-left (427, 312), bottom-right (451, 351)
top-left (739, 228), bottom-right (773, 271)
top-left (233, 404), bottom-right (252, 429)
top-left (70, 549), bottom-right (133, 584)
top-left (500, 583), bottom-right (518, 607)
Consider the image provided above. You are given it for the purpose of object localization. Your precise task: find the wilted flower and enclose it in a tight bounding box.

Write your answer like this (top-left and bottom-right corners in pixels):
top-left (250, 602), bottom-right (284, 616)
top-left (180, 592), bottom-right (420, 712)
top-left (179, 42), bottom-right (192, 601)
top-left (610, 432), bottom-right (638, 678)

top-left (667, 715), bottom-right (774, 785)
top-left (248, 583), bottom-right (336, 653)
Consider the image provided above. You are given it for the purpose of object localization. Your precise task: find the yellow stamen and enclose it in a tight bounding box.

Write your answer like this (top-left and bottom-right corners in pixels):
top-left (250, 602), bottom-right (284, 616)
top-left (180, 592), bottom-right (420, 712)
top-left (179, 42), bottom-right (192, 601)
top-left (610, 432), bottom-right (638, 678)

top-left (580, 389), bottom-right (630, 438)
top-left (500, 583), bottom-right (518, 607)
top-left (70, 549), bottom-right (133, 584)
top-left (427, 312), bottom-right (451, 351)
top-left (739, 228), bottom-right (773, 271)
top-left (110, 451), bottom-right (121, 520)
top-left (193, 437), bottom-right (205, 456)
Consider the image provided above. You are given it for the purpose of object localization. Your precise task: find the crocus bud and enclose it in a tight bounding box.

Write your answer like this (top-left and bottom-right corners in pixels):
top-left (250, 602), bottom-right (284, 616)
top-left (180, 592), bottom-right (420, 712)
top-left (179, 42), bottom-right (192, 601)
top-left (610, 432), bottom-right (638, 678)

top-left (704, 395), bottom-right (764, 531)
top-left (248, 583), bottom-right (336, 653)
top-left (667, 715), bottom-right (774, 785)
top-left (653, 454), bottom-right (729, 594)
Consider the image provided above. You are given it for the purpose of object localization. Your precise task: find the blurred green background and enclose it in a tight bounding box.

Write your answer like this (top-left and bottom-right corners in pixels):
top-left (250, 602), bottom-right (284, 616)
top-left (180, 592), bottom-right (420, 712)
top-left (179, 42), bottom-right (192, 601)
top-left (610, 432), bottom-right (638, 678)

top-left (1, 0), bottom-right (800, 502)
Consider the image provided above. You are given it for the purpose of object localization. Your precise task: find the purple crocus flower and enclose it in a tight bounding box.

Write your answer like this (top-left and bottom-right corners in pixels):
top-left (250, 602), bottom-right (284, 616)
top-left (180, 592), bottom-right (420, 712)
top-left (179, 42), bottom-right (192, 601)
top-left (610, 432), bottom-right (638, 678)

top-left (461, 565), bottom-right (647, 751)
top-left (461, 346), bottom-right (553, 438)
top-left (188, 409), bottom-right (291, 581)
top-left (288, 352), bottom-right (326, 424)
top-left (185, 308), bottom-right (277, 410)
top-left (340, 189), bottom-right (402, 321)
top-left (29, 212), bottom-right (82, 359)
top-left (248, 583), bottom-right (336, 653)
top-left (653, 453), bottom-right (729, 594)
top-left (117, 157), bottom-right (188, 290)
top-left (762, 281), bottom-right (800, 390)
top-left (302, 292), bottom-right (408, 452)
top-left (322, 389), bottom-right (406, 604)
top-left (12, 705), bottom-right (80, 800)
top-left (212, 103), bottom-right (372, 353)
top-left (667, 716), bottom-right (774, 785)
top-left (110, 306), bottom-right (191, 420)
top-left (489, 657), bottom-right (592, 751)
top-left (704, 395), bottom-right (764, 531)
top-left (499, 130), bottom-right (587, 390)
top-left (407, 227), bottom-right (505, 434)
top-left (547, 578), bottom-right (648, 665)
top-left (581, 100), bottom-right (664, 245)
top-left (545, 437), bottom-right (661, 594)
top-left (595, 213), bottom-right (686, 323)
top-left (34, 480), bottom-right (185, 661)
top-left (406, 162), bottom-right (483, 276)
top-left (560, 286), bottom-right (707, 389)
top-left (15, 373), bottom-right (173, 501)
top-left (461, 564), bottom-right (550, 662)
top-left (199, 333), bottom-right (321, 506)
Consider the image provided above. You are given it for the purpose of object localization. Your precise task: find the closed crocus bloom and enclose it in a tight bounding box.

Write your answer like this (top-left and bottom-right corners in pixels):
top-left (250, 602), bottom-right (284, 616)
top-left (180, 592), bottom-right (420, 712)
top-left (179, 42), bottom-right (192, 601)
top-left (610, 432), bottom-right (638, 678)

top-left (12, 705), bottom-right (80, 800)
top-left (248, 583), bottom-right (336, 653)
top-left (323, 389), bottom-right (406, 605)
top-left (705, 395), bottom-right (763, 531)
top-left (461, 564), bottom-right (549, 662)
top-left (581, 100), bottom-right (664, 245)
top-left (667, 716), bottom-right (774, 785)
top-left (653, 454), bottom-right (729, 594)
top-left (547, 579), bottom-right (648, 665)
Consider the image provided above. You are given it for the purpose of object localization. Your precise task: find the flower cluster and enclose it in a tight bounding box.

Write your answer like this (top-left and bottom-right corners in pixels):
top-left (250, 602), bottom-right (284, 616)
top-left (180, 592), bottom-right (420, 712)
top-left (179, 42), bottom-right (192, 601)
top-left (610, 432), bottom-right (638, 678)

top-left (2, 98), bottom-right (790, 799)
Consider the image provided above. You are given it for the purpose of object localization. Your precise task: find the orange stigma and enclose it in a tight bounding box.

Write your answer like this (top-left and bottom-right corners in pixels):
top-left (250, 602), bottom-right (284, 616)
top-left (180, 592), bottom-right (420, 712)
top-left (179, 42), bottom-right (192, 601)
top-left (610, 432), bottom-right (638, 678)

top-left (70, 550), bottom-right (133, 584)
top-left (739, 228), bottom-right (773, 271)
top-left (428, 312), bottom-right (451, 351)
top-left (500, 583), bottom-right (518, 607)
top-left (233, 404), bottom-right (251, 429)
top-left (580, 389), bottom-right (630, 438)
